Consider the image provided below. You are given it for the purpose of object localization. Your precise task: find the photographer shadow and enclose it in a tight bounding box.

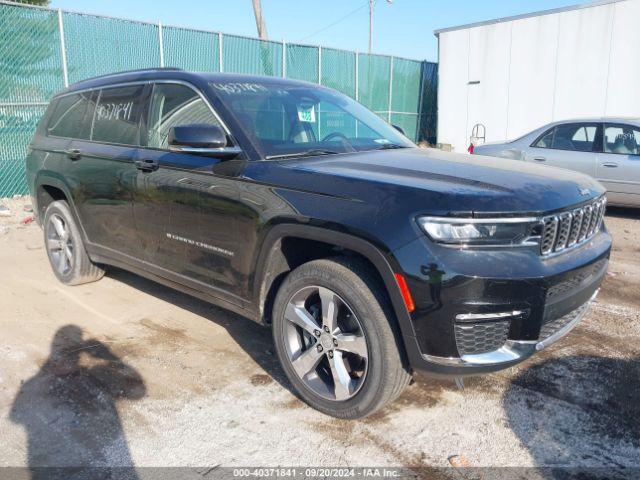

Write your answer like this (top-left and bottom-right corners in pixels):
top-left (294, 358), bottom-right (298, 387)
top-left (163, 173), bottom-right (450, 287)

top-left (10, 325), bottom-right (146, 479)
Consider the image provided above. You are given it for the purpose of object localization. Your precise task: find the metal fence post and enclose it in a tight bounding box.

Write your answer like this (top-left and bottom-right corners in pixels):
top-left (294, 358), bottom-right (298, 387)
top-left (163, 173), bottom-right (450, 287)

top-left (416, 61), bottom-right (426, 143)
top-left (218, 32), bottom-right (223, 72)
top-left (57, 9), bottom-right (69, 87)
top-left (318, 45), bottom-right (322, 85)
top-left (158, 21), bottom-right (165, 67)
top-left (355, 50), bottom-right (359, 101)
top-left (355, 50), bottom-right (359, 137)
top-left (282, 39), bottom-right (286, 77)
top-left (388, 55), bottom-right (394, 122)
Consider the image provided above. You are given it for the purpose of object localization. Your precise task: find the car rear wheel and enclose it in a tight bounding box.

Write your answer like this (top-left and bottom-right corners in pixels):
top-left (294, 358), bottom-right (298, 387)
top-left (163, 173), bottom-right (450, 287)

top-left (272, 257), bottom-right (411, 419)
top-left (43, 200), bottom-right (104, 285)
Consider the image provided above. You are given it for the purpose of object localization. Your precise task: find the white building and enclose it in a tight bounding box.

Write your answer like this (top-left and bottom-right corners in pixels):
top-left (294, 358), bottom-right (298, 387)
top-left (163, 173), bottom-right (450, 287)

top-left (435, 0), bottom-right (640, 152)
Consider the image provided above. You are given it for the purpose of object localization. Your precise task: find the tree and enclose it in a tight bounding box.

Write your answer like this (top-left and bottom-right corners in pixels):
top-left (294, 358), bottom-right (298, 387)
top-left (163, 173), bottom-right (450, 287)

top-left (14, 0), bottom-right (50, 5)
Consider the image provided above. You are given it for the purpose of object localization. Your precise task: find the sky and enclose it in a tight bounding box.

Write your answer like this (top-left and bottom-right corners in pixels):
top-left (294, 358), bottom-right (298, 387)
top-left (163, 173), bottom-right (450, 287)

top-left (49, 0), bottom-right (581, 62)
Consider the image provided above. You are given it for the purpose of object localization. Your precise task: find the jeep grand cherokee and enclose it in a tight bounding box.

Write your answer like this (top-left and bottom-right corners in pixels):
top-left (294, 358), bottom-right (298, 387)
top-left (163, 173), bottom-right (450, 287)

top-left (26, 69), bottom-right (611, 418)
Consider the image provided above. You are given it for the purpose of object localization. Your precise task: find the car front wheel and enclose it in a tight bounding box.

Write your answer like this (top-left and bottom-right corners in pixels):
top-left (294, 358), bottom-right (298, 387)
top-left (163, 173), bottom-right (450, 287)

top-left (272, 257), bottom-right (411, 419)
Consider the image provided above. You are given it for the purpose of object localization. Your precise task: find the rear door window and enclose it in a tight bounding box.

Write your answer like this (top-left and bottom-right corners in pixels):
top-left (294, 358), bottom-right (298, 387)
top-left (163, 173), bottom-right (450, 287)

top-left (47, 91), bottom-right (95, 139)
top-left (92, 85), bottom-right (146, 145)
top-left (534, 123), bottom-right (599, 152)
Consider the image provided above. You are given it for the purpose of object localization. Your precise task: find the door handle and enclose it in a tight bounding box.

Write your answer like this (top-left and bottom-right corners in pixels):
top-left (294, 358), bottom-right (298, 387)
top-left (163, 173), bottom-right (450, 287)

top-left (66, 148), bottom-right (82, 161)
top-left (601, 162), bottom-right (618, 168)
top-left (134, 159), bottom-right (159, 172)
top-left (532, 157), bottom-right (546, 162)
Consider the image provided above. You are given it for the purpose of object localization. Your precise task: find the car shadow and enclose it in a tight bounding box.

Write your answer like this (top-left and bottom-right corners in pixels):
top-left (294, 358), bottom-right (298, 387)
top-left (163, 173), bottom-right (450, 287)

top-left (503, 354), bottom-right (640, 475)
top-left (10, 325), bottom-right (146, 480)
top-left (105, 267), bottom-right (293, 393)
top-left (605, 205), bottom-right (640, 220)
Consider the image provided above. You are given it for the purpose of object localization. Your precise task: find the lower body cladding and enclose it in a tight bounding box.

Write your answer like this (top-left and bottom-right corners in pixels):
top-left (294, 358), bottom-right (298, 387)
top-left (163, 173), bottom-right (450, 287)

top-left (393, 230), bottom-right (612, 376)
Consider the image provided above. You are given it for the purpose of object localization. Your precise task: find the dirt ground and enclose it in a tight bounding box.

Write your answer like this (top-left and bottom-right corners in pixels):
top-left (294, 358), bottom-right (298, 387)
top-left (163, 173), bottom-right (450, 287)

top-left (0, 196), bottom-right (638, 472)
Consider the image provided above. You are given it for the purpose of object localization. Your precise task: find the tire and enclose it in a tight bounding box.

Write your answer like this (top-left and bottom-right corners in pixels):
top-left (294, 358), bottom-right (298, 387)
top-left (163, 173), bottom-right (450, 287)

top-left (272, 257), bottom-right (411, 419)
top-left (43, 200), bottom-right (104, 286)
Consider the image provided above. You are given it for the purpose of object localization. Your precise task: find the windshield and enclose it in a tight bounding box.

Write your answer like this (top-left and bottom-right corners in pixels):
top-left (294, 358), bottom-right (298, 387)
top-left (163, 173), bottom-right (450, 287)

top-left (209, 81), bottom-right (414, 159)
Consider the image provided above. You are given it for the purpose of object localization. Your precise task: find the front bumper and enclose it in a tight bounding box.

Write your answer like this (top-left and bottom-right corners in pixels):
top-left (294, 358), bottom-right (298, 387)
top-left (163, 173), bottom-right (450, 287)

top-left (421, 291), bottom-right (595, 373)
top-left (392, 228), bottom-right (611, 377)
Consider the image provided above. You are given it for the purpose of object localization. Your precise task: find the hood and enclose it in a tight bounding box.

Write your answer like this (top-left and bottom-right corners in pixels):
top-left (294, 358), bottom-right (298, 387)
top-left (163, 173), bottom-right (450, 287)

top-left (280, 147), bottom-right (605, 215)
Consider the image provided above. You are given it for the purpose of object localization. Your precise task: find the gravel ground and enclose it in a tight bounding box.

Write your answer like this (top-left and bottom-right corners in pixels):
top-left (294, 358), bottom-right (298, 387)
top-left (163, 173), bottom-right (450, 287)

top-left (0, 196), bottom-right (638, 472)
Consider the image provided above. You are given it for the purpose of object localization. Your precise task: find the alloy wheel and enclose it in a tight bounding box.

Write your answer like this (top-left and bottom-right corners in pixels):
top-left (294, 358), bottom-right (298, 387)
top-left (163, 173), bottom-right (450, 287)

top-left (283, 285), bottom-right (368, 401)
top-left (46, 213), bottom-right (74, 276)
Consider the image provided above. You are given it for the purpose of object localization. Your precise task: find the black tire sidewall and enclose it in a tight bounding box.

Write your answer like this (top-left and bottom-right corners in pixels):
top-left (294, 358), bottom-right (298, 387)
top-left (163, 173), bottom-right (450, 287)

top-left (272, 260), bottom-right (393, 418)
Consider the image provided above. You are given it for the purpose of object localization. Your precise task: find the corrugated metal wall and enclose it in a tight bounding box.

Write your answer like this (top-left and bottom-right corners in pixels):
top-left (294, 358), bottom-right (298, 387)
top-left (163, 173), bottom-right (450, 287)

top-left (437, 0), bottom-right (637, 152)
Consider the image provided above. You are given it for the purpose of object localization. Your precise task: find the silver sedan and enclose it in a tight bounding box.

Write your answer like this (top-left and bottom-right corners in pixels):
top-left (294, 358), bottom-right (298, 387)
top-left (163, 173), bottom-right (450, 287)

top-left (473, 118), bottom-right (640, 207)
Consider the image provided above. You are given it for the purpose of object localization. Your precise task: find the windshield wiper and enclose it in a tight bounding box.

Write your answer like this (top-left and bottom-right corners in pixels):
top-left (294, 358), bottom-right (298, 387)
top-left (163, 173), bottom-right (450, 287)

top-left (266, 149), bottom-right (341, 160)
top-left (375, 143), bottom-right (408, 150)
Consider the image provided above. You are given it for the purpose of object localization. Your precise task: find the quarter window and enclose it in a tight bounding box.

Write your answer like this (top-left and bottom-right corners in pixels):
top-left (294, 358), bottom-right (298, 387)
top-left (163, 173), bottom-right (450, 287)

top-left (92, 85), bottom-right (146, 145)
top-left (146, 83), bottom-right (222, 149)
top-left (533, 128), bottom-right (554, 148)
top-left (604, 124), bottom-right (640, 155)
top-left (47, 91), bottom-right (95, 139)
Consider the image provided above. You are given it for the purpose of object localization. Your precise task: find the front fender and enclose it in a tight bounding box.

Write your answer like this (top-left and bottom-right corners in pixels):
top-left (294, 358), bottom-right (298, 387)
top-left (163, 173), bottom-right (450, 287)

top-left (251, 223), bottom-right (417, 341)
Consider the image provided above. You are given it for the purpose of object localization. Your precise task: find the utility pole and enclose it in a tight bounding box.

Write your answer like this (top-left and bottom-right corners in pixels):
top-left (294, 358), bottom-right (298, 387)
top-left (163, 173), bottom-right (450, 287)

top-left (368, 0), bottom-right (374, 54)
top-left (252, 0), bottom-right (268, 40)
top-left (369, 0), bottom-right (393, 54)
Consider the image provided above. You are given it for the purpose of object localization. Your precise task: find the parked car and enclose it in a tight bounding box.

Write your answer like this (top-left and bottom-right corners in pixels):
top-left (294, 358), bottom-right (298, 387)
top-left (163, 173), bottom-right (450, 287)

top-left (26, 69), bottom-right (610, 418)
top-left (473, 118), bottom-right (640, 207)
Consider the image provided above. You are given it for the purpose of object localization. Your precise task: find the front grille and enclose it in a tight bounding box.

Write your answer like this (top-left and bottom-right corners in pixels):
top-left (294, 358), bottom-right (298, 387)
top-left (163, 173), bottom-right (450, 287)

top-left (539, 301), bottom-right (590, 341)
top-left (455, 320), bottom-right (510, 356)
top-left (540, 196), bottom-right (606, 256)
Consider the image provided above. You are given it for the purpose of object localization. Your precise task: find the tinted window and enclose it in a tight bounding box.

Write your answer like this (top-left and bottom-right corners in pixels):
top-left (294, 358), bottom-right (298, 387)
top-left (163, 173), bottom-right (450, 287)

top-left (535, 124), bottom-right (598, 152)
top-left (533, 128), bottom-right (554, 148)
top-left (47, 91), bottom-right (94, 139)
top-left (92, 85), bottom-right (145, 145)
top-left (146, 83), bottom-right (222, 149)
top-left (604, 124), bottom-right (640, 155)
top-left (572, 125), bottom-right (596, 143)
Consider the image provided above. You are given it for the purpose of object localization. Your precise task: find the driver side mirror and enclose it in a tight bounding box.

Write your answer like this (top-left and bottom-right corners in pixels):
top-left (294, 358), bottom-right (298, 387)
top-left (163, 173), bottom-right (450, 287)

top-left (168, 124), bottom-right (242, 158)
top-left (392, 124), bottom-right (406, 136)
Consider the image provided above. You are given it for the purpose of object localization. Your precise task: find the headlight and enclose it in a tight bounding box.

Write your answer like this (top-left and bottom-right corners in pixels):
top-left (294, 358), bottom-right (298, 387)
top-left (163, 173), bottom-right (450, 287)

top-left (417, 216), bottom-right (540, 246)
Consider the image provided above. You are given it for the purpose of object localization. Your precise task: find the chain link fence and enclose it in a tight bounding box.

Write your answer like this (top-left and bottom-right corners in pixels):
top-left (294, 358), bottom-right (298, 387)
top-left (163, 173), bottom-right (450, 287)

top-left (0, 0), bottom-right (437, 197)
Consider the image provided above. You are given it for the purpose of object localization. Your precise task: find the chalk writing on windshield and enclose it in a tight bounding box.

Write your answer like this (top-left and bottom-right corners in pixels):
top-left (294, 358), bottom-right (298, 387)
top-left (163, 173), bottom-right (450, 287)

top-left (210, 82), bottom-right (269, 95)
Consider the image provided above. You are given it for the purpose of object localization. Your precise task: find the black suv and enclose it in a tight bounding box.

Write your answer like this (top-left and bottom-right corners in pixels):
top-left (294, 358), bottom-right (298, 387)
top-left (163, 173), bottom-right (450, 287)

top-left (26, 69), bottom-right (611, 418)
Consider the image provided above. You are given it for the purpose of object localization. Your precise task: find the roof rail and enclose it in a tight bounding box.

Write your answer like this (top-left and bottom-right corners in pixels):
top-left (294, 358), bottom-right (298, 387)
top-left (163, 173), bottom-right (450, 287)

top-left (73, 67), bottom-right (184, 84)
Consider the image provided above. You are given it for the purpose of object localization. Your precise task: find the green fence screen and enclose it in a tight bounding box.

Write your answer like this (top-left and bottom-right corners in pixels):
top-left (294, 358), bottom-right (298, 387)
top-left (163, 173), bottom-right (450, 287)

top-left (0, 0), bottom-right (437, 197)
top-left (163, 26), bottom-right (220, 73)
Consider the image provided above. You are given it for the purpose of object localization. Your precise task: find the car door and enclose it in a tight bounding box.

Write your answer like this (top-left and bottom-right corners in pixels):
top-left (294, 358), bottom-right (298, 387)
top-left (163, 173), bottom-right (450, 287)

top-left (524, 123), bottom-right (599, 177)
top-left (597, 123), bottom-right (640, 206)
top-left (134, 81), bottom-right (245, 298)
top-left (60, 85), bottom-right (147, 258)
top-left (48, 85), bottom-right (145, 255)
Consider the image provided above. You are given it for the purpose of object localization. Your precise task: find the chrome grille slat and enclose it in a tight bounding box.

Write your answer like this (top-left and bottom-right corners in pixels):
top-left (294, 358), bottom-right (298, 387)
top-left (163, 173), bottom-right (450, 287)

top-left (588, 203), bottom-right (599, 235)
top-left (597, 200), bottom-right (606, 229)
top-left (553, 213), bottom-right (572, 251)
top-left (566, 208), bottom-right (583, 247)
top-left (541, 217), bottom-right (558, 255)
top-left (578, 205), bottom-right (593, 241)
top-left (540, 196), bottom-right (606, 256)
